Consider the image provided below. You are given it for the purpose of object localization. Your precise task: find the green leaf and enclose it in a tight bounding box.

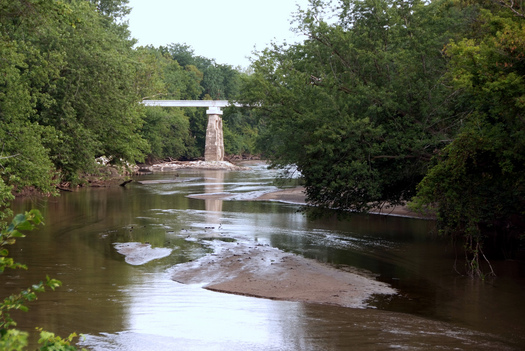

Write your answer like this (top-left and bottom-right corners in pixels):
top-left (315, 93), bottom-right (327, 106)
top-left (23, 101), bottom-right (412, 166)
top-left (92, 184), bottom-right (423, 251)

top-left (46, 276), bottom-right (62, 291)
top-left (10, 214), bottom-right (26, 228)
top-left (0, 329), bottom-right (28, 351)
top-left (9, 231), bottom-right (25, 238)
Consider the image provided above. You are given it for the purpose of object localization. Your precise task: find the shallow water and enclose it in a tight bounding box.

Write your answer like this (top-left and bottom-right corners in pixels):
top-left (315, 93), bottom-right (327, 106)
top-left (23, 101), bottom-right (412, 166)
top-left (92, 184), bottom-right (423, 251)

top-left (3, 162), bottom-right (525, 350)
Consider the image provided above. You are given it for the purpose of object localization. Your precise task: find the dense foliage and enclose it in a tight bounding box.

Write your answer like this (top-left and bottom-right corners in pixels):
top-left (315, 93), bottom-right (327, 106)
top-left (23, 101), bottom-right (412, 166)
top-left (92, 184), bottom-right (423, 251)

top-left (239, 0), bottom-right (525, 276)
top-left (241, 0), bottom-right (470, 212)
top-left (0, 3), bottom-right (257, 345)
top-left (412, 0), bottom-right (525, 276)
top-left (0, 0), bottom-right (147, 207)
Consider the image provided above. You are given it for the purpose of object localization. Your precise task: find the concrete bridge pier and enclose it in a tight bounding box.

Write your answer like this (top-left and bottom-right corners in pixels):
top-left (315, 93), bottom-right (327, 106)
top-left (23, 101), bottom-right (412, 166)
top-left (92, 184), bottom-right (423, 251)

top-left (204, 106), bottom-right (224, 162)
top-left (142, 100), bottom-right (242, 162)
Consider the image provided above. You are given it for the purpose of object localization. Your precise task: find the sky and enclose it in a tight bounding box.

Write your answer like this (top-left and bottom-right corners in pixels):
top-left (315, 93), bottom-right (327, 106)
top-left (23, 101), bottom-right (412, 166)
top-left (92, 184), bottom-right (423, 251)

top-left (126, 0), bottom-right (312, 69)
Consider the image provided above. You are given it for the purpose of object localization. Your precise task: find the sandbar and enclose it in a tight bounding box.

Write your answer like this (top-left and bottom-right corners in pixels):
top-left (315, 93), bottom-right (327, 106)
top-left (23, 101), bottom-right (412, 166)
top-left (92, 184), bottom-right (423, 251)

top-left (170, 242), bottom-right (396, 308)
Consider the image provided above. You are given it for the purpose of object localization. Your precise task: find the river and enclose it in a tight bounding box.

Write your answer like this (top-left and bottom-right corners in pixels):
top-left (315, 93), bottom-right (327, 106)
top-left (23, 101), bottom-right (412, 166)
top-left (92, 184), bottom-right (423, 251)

top-left (3, 162), bottom-right (525, 350)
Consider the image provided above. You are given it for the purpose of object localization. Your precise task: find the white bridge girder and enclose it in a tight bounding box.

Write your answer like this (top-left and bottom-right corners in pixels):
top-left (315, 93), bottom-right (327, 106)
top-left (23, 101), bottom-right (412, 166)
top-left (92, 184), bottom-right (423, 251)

top-left (142, 100), bottom-right (241, 108)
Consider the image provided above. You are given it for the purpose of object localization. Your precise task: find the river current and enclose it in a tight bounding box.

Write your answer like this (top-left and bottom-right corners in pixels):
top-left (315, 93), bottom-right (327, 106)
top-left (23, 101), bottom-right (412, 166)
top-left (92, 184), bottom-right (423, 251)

top-left (3, 162), bottom-right (525, 350)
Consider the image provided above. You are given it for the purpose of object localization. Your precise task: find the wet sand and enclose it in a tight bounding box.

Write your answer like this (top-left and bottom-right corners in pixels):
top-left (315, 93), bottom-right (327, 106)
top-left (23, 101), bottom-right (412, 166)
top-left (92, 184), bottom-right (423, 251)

top-left (170, 242), bottom-right (396, 308)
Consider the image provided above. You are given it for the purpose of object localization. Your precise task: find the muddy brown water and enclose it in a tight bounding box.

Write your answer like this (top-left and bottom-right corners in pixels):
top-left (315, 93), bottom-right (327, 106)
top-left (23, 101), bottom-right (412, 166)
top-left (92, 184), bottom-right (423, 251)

top-left (3, 162), bottom-right (525, 350)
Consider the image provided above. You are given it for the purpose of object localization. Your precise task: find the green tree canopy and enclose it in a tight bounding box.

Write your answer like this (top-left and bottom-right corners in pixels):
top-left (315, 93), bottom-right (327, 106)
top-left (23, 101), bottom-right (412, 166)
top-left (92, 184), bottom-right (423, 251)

top-left (1, 0), bottom-right (150, 187)
top-left (1, 0), bottom-right (66, 218)
top-left (412, 0), bottom-right (525, 276)
top-left (240, 0), bottom-right (471, 214)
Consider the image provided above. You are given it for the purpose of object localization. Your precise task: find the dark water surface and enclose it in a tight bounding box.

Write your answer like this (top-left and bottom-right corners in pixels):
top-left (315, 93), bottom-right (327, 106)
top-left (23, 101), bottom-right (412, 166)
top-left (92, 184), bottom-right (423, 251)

top-left (3, 162), bottom-right (525, 350)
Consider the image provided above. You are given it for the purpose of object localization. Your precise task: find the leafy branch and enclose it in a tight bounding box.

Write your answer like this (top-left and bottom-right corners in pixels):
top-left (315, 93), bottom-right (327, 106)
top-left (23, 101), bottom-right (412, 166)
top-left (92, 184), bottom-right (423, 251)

top-left (493, 0), bottom-right (525, 18)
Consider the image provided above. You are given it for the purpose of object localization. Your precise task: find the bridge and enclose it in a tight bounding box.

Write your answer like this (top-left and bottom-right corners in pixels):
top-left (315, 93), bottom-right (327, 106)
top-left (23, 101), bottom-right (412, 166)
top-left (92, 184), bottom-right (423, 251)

top-left (143, 100), bottom-right (242, 162)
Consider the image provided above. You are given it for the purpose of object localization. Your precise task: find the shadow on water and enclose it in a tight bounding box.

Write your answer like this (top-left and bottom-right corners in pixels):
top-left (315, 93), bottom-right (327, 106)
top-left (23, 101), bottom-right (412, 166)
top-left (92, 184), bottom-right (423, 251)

top-left (3, 163), bottom-right (525, 350)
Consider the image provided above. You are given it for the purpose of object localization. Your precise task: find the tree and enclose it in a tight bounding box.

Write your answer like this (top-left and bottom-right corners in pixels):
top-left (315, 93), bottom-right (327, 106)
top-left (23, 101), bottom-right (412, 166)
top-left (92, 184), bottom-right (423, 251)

top-left (31, 0), bottom-right (148, 180)
top-left (241, 0), bottom-right (524, 276)
top-left (161, 43), bottom-right (215, 74)
top-left (141, 107), bottom-right (196, 160)
top-left (1, 0), bottom-right (151, 187)
top-left (412, 0), bottom-right (525, 277)
top-left (160, 43), bottom-right (241, 100)
top-left (153, 43), bottom-right (254, 158)
top-left (223, 108), bottom-right (261, 156)
top-left (0, 0), bottom-right (64, 211)
top-left (201, 64), bottom-right (241, 100)
top-left (135, 46), bottom-right (205, 160)
top-left (88, 0), bottom-right (131, 21)
top-left (240, 0), bottom-right (471, 215)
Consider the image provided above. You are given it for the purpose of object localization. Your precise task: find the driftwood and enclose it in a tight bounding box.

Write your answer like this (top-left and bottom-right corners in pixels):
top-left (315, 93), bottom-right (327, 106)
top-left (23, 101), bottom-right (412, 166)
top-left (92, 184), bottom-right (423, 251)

top-left (119, 179), bottom-right (133, 187)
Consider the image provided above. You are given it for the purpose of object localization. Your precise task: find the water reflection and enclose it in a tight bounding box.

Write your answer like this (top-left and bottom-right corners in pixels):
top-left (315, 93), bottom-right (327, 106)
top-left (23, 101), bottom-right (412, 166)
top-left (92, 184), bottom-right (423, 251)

top-left (203, 170), bottom-right (224, 212)
top-left (100, 272), bottom-right (311, 351)
top-left (203, 170), bottom-right (224, 235)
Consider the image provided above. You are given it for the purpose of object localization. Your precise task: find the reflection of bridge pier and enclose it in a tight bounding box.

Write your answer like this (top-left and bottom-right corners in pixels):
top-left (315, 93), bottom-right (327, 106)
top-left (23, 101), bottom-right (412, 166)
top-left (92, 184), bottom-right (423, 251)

top-left (203, 170), bottom-right (224, 213)
top-left (203, 170), bottom-right (225, 233)
top-left (142, 100), bottom-right (242, 162)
